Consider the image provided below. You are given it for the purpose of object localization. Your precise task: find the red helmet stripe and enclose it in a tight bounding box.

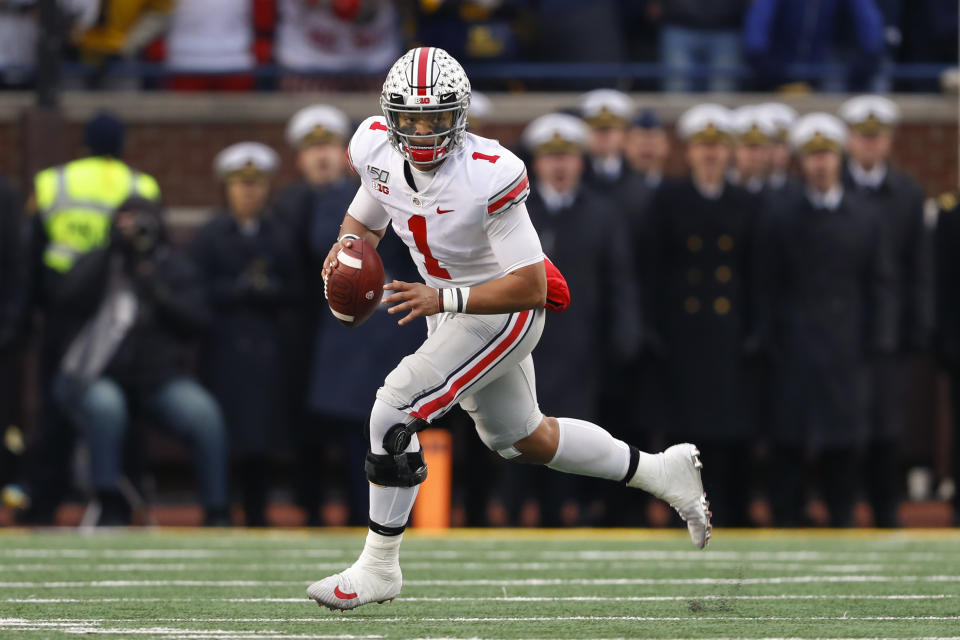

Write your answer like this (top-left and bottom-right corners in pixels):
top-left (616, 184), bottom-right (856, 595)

top-left (416, 46), bottom-right (431, 96)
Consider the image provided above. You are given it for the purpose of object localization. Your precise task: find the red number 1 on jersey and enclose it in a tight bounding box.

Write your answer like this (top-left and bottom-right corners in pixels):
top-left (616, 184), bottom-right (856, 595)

top-left (408, 215), bottom-right (451, 279)
top-left (472, 152), bottom-right (500, 164)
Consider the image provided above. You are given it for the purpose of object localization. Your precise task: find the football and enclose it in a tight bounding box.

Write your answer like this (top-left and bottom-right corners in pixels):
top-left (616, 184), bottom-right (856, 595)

top-left (325, 237), bottom-right (385, 328)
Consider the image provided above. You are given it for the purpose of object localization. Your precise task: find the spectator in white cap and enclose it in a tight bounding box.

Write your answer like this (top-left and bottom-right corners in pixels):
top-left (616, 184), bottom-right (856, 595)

top-left (756, 103), bottom-right (798, 192)
top-left (839, 94), bottom-right (930, 528)
top-left (272, 105), bottom-right (365, 527)
top-left (517, 112), bottom-right (640, 527)
top-left (191, 140), bottom-right (299, 527)
top-left (579, 89), bottom-right (635, 185)
top-left (641, 102), bottom-right (760, 528)
top-left (676, 103), bottom-right (734, 198)
top-left (789, 113), bottom-right (848, 207)
top-left (838, 95), bottom-right (900, 189)
top-left (214, 141), bottom-right (279, 181)
top-left (286, 105), bottom-right (350, 182)
top-left (759, 110), bottom-right (896, 528)
top-left (522, 113), bottom-right (590, 210)
top-left (213, 142), bottom-right (279, 224)
top-left (729, 105), bottom-right (776, 195)
top-left (273, 103), bottom-right (355, 277)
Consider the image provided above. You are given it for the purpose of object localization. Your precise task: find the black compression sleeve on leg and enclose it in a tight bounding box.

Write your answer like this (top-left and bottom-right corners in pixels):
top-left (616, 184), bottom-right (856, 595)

top-left (622, 445), bottom-right (641, 484)
top-left (369, 519), bottom-right (406, 536)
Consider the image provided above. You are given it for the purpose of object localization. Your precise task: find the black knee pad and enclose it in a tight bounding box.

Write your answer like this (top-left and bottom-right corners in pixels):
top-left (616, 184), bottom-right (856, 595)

top-left (381, 419), bottom-right (429, 455)
top-left (365, 450), bottom-right (428, 487)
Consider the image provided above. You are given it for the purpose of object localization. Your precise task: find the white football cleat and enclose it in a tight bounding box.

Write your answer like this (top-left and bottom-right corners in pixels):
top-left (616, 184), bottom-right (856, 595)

top-left (307, 561), bottom-right (402, 611)
top-left (629, 443), bottom-right (712, 549)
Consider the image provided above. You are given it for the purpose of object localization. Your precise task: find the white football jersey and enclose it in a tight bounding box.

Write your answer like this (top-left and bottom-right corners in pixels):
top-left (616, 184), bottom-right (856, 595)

top-left (346, 115), bottom-right (543, 289)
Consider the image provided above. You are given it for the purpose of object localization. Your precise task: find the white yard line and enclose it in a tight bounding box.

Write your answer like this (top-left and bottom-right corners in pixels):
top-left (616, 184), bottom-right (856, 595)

top-left (1, 549), bottom-right (956, 562)
top-left (2, 575), bottom-right (960, 587)
top-left (0, 621), bottom-right (381, 638)
top-left (2, 594), bottom-right (957, 604)
top-left (0, 561), bottom-right (917, 573)
top-left (409, 637), bottom-right (960, 640)
top-left (5, 616), bottom-right (960, 623)
top-left (3, 628), bottom-right (376, 639)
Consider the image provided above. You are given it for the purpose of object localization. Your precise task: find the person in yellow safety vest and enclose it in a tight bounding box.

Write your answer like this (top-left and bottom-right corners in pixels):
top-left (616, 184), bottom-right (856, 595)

top-left (32, 111), bottom-right (160, 275)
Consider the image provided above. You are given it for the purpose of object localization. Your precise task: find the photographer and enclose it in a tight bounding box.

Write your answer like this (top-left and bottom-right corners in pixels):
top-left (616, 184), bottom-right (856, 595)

top-left (51, 197), bottom-right (229, 526)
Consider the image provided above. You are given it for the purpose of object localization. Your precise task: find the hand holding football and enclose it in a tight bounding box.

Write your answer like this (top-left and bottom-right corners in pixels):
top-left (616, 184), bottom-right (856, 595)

top-left (325, 237), bottom-right (385, 328)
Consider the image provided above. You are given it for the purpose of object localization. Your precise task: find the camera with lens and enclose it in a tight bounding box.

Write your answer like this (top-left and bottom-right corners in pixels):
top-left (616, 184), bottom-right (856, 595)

top-left (128, 211), bottom-right (160, 254)
top-left (113, 196), bottom-right (164, 255)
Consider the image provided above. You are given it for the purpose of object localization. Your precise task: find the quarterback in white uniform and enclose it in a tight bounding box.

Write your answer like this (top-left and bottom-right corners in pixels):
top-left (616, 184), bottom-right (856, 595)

top-left (308, 46), bottom-right (711, 611)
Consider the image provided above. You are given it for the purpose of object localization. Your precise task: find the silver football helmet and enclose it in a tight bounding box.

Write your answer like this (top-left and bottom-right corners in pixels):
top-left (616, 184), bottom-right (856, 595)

top-left (380, 47), bottom-right (471, 165)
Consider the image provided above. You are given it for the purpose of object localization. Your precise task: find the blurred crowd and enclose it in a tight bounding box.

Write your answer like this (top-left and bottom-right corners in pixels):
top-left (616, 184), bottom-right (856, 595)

top-left (0, 0), bottom-right (956, 92)
top-left (0, 87), bottom-right (958, 529)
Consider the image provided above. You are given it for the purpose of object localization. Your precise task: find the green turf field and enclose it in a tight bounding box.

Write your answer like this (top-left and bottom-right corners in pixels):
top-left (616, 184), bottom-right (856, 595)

top-left (0, 528), bottom-right (959, 639)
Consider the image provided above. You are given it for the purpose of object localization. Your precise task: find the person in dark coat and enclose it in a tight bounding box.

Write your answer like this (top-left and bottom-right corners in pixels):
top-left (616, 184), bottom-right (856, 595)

top-left (933, 191), bottom-right (960, 526)
top-left (839, 95), bottom-right (932, 527)
top-left (270, 105), bottom-right (363, 525)
top-left (520, 113), bottom-right (641, 526)
top-left (624, 109), bottom-right (670, 190)
top-left (51, 196), bottom-right (229, 526)
top-left (578, 89), bottom-right (650, 486)
top-left (757, 102), bottom-right (801, 194)
top-left (273, 104), bottom-right (355, 304)
top-left (190, 142), bottom-right (300, 527)
top-left (579, 89), bottom-right (653, 229)
top-left (641, 104), bottom-right (759, 527)
top-left (757, 113), bottom-right (897, 527)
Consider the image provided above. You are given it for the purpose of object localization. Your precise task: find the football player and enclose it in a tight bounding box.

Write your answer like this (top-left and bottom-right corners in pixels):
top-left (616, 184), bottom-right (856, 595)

top-left (307, 47), bottom-right (712, 611)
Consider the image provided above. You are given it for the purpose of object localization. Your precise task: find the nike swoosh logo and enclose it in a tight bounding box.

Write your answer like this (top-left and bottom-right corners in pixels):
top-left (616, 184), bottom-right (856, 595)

top-left (436, 207), bottom-right (454, 214)
top-left (334, 586), bottom-right (358, 600)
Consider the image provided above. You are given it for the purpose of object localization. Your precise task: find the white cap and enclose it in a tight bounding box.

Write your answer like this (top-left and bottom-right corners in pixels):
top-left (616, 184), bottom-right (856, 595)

top-left (579, 89), bottom-right (634, 127)
top-left (214, 142), bottom-right (280, 179)
top-left (522, 113), bottom-right (589, 154)
top-left (285, 104), bottom-right (350, 148)
top-left (469, 91), bottom-right (492, 121)
top-left (838, 95), bottom-right (900, 133)
top-left (677, 103), bottom-right (733, 143)
top-left (731, 105), bottom-right (777, 145)
top-left (790, 113), bottom-right (847, 154)
top-left (756, 102), bottom-right (799, 141)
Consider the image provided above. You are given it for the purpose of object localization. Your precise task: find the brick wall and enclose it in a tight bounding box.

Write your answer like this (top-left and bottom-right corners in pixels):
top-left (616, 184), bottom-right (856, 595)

top-left (1, 118), bottom-right (956, 205)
